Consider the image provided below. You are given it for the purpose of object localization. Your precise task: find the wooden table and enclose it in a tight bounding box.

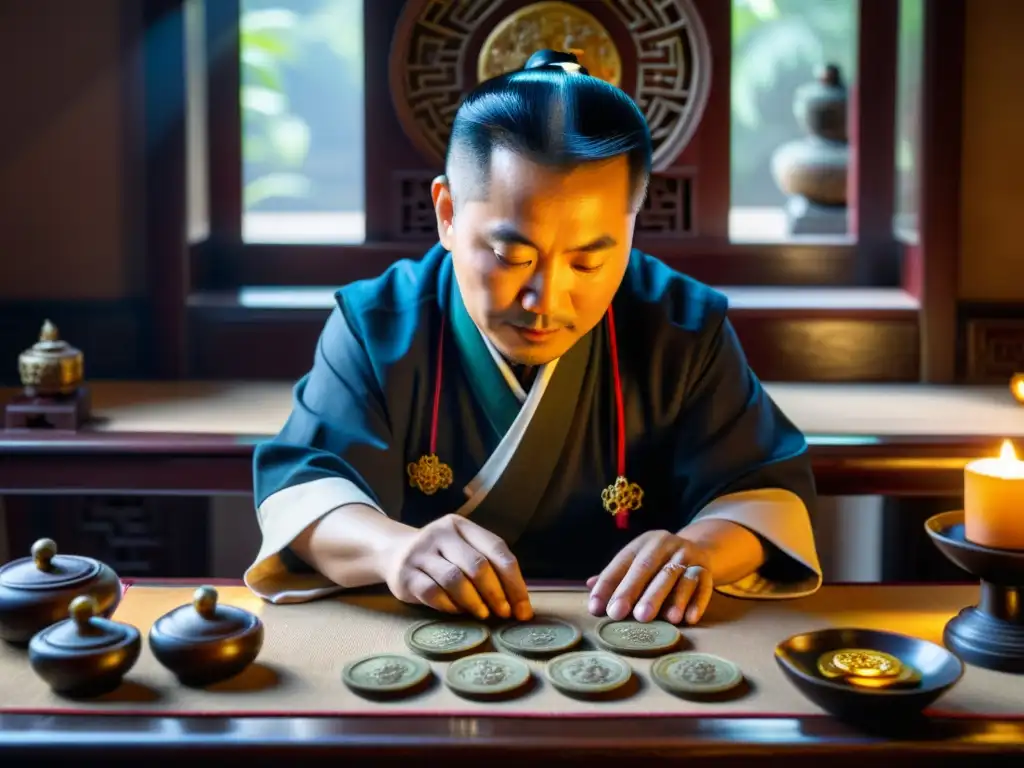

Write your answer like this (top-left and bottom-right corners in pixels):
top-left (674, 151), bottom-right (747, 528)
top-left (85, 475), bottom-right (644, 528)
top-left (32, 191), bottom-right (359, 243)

top-left (0, 579), bottom-right (1022, 765)
top-left (1, 381), bottom-right (1023, 497)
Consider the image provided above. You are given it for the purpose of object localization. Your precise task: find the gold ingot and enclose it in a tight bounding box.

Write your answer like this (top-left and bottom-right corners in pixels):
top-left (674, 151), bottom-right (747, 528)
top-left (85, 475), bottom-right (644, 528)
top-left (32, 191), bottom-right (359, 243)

top-left (845, 664), bottom-right (922, 690)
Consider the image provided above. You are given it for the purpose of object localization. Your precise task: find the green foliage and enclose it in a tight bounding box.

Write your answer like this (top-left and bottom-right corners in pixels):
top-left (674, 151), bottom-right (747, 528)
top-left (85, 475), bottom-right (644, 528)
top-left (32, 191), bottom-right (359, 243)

top-left (241, 8), bottom-right (310, 208)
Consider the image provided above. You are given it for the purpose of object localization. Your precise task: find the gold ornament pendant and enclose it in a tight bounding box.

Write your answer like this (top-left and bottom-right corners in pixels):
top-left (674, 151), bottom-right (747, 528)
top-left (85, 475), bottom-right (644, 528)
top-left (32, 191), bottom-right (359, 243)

top-left (407, 454), bottom-right (453, 495)
top-left (601, 475), bottom-right (643, 517)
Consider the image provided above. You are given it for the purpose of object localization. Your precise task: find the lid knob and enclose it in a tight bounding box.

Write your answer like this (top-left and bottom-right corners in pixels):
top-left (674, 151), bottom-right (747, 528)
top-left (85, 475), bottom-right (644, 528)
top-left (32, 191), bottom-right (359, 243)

top-left (193, 585), bottom-right (218, 619)
top-left (31, 538), bottom-right (57, 571)
top-left (69, 595), bottom-right (97, 630)
top-left (40, 319), bottom-right (59, 343)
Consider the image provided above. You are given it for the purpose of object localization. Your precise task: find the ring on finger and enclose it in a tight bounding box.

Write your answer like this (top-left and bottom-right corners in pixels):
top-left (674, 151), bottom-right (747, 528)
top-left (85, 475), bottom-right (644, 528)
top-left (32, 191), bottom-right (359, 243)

top-left (683, 565), bottom-right (705, 580)
top-left (662, 561), bottom-right (687, 575)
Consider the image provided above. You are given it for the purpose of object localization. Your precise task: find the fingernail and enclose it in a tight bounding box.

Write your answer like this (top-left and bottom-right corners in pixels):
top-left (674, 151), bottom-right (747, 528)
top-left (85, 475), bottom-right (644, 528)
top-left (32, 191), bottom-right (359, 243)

top-left (685, 607), bottom-right (699, 624)
top-left (498, 601), bottom-right (511, 618)
top-left (477, 607), bottom-right (490, 620)
top-left (514, 602), bottom-right (532, 620)
top-left (634, 603), bottom-right (653, 622)
top-left (666, 607), bottom-right (682, 624)
top-left (608, 598), bottom-right (628, 619)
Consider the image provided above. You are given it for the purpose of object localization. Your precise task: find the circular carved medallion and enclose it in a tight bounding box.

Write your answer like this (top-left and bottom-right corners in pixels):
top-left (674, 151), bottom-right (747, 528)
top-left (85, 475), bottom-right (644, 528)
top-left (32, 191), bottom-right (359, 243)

top-left (477, 2), bottom-right (622, 87)
top-left (389, 0), bottom-right (712, 172)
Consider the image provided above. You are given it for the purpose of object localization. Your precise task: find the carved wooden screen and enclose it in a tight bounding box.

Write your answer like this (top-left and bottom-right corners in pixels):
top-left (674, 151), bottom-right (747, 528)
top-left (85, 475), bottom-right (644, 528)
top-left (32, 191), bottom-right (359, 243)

top-left (365, 0), bottom-right (730, 247)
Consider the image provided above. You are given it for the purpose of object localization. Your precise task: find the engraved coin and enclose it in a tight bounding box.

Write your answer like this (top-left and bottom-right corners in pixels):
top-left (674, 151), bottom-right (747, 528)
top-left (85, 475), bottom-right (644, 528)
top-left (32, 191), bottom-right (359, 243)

top-left (594, 618), bottom-right (681, 655)
top-left (651, 652), bottom-right (744, 696)
top-left (404, 619), bottom-right (489, 657)
top-left (342, 653), bottom-right (432, 695)
top-left (445, 652), bottom-right (532, 696)
top-left (495, 617), bottom-right (582, 656)
top-left (545, 650), bottom-right (632, 695)
top-left (817, 649), bottom-right (903, 679)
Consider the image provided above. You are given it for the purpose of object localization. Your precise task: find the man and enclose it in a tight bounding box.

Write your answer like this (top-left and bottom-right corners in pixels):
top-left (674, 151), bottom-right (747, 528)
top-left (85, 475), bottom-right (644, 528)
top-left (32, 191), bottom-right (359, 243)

top-left (246, 50), bottom-right (821, 627)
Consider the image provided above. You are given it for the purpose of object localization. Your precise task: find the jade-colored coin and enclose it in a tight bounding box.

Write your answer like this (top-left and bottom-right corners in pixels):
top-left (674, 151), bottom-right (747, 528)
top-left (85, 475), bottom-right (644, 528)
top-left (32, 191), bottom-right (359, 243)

top-left (594, 618), bottom-right (681, 655)
top-left (495, 617), bottom-right (582, 656)
top-left (445, 652), bottom-right (531, 696)
top-left (404, 619), bottom-right (489, 657)
top-left (545, 650), bottom-right (632, 695)
top-left (342, 653), bottom-right (432, 695)
top-left (651, 652), bottom-right (743, 696)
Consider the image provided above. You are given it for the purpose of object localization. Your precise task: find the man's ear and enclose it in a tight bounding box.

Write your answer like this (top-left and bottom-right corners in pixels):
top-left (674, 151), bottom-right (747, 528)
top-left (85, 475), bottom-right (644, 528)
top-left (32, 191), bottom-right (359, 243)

top-left (432, 175), bottom-right (455, 250)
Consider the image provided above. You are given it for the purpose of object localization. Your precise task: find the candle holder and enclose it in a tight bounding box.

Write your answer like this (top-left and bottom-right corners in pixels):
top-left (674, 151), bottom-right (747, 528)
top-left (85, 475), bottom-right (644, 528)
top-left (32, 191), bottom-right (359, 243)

top-left (925, 510), bottom-right (1024, 673)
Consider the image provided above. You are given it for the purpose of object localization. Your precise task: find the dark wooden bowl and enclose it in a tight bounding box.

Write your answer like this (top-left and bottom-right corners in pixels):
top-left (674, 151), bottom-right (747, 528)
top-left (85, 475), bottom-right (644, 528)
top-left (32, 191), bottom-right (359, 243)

top-left (148, 585), bottom-right (263, 687)
top-left (28, 594), bottom-right (140, 698)
top-left (0, 538), bottom-right (121, 645)
top-left (775, 627), bottom-right (964, 725)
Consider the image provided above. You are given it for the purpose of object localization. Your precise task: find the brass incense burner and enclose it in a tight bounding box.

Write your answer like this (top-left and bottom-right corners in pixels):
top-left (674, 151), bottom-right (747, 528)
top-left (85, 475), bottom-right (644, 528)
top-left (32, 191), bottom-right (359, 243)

top-left (0, 538), bottom-right (121, 645)
top-left (18, 320), bottom-right (84, 397)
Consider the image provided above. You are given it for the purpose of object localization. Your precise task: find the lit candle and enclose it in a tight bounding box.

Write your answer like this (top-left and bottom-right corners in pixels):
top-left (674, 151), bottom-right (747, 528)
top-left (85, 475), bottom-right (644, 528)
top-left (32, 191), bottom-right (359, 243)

top-left (964, 440), bottom-right (1024, 550)
top-left (1012, 373), bottom-right (1024, 404)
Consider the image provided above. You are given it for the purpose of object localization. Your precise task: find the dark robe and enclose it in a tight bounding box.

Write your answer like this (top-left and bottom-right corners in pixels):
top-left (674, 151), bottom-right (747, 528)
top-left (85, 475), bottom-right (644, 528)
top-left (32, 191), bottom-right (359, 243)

top-left (247, 245), bottom-right (821, 603)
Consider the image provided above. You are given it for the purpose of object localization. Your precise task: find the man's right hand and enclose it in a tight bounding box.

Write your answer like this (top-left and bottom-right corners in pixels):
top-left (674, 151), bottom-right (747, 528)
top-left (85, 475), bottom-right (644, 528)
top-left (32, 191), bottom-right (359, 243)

top-left (378, 514), bottom-right (533, 621)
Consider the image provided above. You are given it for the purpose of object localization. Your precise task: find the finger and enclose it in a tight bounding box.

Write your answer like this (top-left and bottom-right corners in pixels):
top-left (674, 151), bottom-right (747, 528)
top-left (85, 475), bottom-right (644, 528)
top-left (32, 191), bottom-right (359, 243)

top-left (685, 566), bottom-right (715, 625)
top-left (585, 576), bottom-right (598, 589)
top-left (457, 520), bottom-right (533, 620)
top-left (664, 564), bottom-right (703, 625)
top-left (634, 549), bottom-right (687, 622)
top-left (417, 554), bottom-right (489, 619)
top-left (438, 535), bottom-right (511, 619)
top-left (588, 545), bottom-right (641, 616)
top-left (606, 536), bottom-right (678, 620)
top-left (404, 570), bottom-right (459, 614)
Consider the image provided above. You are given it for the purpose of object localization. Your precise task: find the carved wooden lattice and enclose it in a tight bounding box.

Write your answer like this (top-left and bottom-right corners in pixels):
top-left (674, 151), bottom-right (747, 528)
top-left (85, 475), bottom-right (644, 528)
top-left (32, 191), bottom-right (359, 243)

top-left (389, 0), bottom-right (711, 171)
top-left (637, 174), bottom-right (694, 235)
top-left (395, 172), bottom-right (439, 238)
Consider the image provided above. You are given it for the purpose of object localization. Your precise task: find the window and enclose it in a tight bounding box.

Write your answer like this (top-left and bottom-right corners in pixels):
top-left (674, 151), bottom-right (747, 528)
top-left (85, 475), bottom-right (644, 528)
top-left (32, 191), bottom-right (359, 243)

top-left (894, 0), bottom-right (923, 240)
top-left (240, 0), bottom-right (365, 244)
top-left (730, 0), bottom-right (859, 242)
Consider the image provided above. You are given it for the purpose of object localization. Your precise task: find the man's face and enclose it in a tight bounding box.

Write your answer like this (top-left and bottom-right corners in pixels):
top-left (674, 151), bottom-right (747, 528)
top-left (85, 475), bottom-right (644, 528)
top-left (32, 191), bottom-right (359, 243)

top-left (435, 148), bottom-right (635, 366)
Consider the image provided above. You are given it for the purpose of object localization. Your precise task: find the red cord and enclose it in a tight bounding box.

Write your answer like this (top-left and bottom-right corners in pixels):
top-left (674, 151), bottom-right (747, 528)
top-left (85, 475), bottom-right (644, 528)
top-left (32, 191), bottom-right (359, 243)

top-left (429, 316), bottom-right (446, 454)
top-left (606, 305), bottom-right (629, 529)
top-left (427, 308), bottom-right (628, 528)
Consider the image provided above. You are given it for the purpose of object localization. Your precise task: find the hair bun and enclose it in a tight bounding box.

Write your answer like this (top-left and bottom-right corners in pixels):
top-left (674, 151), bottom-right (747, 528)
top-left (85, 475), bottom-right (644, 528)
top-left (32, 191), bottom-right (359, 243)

top-left (523, 49), bottom-right (589, 75)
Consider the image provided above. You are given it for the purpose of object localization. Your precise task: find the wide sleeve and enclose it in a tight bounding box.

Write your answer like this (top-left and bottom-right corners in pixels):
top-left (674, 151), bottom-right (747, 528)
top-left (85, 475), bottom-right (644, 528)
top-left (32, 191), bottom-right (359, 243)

top-left (244, 301), bottom-right (405, 604)
top-left (673, 314), bottom-right (822, 600)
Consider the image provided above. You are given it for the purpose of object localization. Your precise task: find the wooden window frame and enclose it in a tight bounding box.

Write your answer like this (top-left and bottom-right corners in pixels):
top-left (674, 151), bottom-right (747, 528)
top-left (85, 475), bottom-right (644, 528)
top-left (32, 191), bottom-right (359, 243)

top-left (138, 0), bottom-right (963, 381)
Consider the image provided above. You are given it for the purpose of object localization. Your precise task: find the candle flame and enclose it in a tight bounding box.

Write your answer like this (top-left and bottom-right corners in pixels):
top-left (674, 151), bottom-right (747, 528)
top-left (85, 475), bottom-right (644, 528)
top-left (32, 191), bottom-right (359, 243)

top-left (1014, 377), bottom-right (1024, 401)
top-left (999, 439), bottom-right (1018, 461)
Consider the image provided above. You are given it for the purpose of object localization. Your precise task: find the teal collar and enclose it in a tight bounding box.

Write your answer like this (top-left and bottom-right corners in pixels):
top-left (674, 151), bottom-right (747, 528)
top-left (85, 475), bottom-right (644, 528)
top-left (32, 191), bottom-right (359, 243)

top-left (449, 279), bottom-right (523, 441)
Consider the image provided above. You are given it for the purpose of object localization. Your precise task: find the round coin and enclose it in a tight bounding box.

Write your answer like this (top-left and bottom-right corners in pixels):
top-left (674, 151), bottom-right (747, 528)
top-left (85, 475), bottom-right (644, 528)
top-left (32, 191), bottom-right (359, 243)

top-left (545, 650), bottom-right (632, 695)
top-left (821, 648), bottom-right (902, 678)
top-left (342, 653), bottom-right (432, 695)
top-left (845, 663), bottom-right (922, 690)
top-left (445, 652), bottom-right (532, 696)
top-left (495, 617), bottom-right (582, 656)
top-left (594, 618), bottom-right (681, 655)
top-left (651, 652), bottom-right (744, 696)
top-left (404, 619), bottom-right (489, 657)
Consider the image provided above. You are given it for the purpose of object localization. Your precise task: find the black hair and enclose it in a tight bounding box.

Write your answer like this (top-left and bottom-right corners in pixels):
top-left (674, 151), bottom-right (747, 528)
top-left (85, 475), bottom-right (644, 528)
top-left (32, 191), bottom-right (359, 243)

top-left (445, 49), bottom-right (652, 211)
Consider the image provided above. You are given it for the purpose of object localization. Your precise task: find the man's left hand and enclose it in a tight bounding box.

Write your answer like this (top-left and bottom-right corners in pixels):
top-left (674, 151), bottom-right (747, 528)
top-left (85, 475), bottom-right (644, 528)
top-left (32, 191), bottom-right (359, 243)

top-left (586, 530), bottom-right (713, 625)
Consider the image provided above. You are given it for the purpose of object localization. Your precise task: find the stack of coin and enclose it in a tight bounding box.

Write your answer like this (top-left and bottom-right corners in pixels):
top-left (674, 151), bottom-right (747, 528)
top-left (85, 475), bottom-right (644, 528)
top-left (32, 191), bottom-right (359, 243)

top-left (816, 648), bottom-right (921, 689)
